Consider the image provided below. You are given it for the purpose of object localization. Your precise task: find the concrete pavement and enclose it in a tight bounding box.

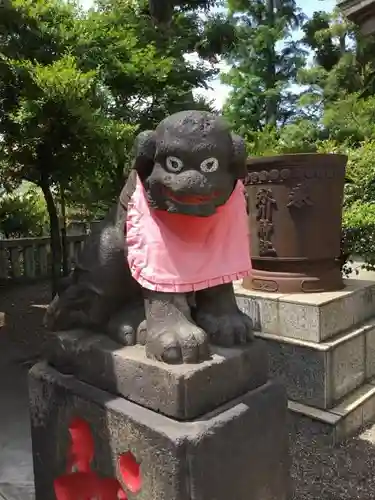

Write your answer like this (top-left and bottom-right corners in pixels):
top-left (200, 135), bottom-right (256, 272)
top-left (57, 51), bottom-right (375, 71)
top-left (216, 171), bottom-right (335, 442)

top-left (0, 359), bottom-right (35, 500)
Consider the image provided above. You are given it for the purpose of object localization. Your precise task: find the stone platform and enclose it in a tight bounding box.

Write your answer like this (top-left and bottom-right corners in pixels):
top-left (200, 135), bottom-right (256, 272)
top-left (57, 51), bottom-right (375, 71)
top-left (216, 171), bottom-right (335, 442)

top-left (44, 331), bottom-right (268, 420)
top-left (235, 279), bottom-right (375, 440)
top-left (30, 339), bottom-right (291, 500)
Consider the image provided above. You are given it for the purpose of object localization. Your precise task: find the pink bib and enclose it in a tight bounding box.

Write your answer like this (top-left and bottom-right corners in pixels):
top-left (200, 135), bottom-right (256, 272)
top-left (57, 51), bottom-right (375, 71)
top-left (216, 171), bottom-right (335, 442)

top-left (126, 175), bottom-right (251, 292)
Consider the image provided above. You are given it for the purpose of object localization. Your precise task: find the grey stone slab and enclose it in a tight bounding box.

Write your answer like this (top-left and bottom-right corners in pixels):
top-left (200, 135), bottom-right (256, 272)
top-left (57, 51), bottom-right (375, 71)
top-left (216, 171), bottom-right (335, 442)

top-left (366, 326), bottom-right (375, 379)
top-left (289, 383), bottom-right (375, 444)
top-left (256, 320), bottom-right (373, 409)
top-left (45, 330), bottom-right (269, 420)
top-left (235, 278), bottom-right (375, 342)
top-left (261, 334), bottom-right (330, 408)
top-left (235, 290), bottom-right (278, 333)
top-left (363, 389), bottom-right (375, 423)
top-left (318, 280), bottom-right (375, 341)
top-left (29, 362), bottom-right (291, 500)
top-left (278, 301), bottom-right (320, 343)
top-left (331, 332), bottom-right (365, 402)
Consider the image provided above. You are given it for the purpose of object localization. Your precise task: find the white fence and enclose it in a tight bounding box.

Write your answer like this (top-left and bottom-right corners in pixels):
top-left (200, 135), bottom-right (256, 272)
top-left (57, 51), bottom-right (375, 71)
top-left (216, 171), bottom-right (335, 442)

top-left (0, 235), bottom-right (86, 282)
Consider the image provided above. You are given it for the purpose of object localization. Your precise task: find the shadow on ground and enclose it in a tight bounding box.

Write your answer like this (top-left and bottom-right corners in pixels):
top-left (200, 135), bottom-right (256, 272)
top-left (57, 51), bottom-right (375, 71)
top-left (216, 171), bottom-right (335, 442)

top-left (0, 282), bottom-right (50, 500)
top-left (0, 362), bottom-right (34, 500)
top-left (0, 281), bottom-right (50, 362)
top-left (2, 282), bottom-right (375, 499)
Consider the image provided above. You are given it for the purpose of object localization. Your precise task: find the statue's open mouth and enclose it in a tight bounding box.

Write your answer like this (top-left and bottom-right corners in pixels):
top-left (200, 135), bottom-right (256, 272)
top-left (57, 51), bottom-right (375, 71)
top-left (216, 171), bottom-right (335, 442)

top-left (163, 186), bottom-right (220, 205)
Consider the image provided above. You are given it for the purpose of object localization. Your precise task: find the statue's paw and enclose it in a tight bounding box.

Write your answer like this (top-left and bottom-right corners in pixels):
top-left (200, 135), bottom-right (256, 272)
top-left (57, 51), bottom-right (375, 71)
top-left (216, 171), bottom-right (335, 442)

top-left (196, 310), bottom-right (253, 347)
top-left (107, 302), bottom-right (145, 346)
top-left (107, 320), bottom-right (136, 346)
top-left (146, 322), bottom-right (210, 364)
top-left (136, 320), bottom-right (148, 345)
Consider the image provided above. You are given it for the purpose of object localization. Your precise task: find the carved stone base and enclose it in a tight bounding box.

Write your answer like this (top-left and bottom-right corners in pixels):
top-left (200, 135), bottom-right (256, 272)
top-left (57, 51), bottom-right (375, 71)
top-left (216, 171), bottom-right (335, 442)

top-left (235, 278), bottom-right (375, 440)
top-left (29, 362), bottom-right (292, 500)
top-left (243, 264), bottom-right (344, 294)
top-left (44, 330), bottom-right (269, 420)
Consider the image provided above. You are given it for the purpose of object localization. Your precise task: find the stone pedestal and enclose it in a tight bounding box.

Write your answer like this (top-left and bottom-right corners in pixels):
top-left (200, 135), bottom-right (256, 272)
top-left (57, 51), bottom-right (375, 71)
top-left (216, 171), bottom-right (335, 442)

top-left (29, 335), bottom-right (291, 500)
top-left (235, 279), bottom-right (375, 442)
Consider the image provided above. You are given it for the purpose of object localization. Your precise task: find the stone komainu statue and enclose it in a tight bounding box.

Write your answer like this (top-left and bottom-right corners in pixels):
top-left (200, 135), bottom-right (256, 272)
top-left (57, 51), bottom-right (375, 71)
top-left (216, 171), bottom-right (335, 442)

top-left (44, 110), bottom-right (253, 364)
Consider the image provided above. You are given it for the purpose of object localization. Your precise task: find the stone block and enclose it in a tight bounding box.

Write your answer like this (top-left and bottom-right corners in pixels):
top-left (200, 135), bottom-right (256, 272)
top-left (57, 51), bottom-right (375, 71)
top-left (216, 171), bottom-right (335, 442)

top-left (264, 335), bottom-right (328, 408)
top-left (235, 279), bottom-right (375, 342)
top-left (29, 362), bottom-right (291, 500)
top-left (331, 330), bottom-right (365, 402)
top-left (366, 326), bottom-right (375, 379)
top-left (236, 291), bottom-right (278, 333)
top-left (288, 383), bottom-right (375, 444)
top-left (256, 320), bottom-right (375, 409)
top-left (45, 331), bottom-right (269, 420)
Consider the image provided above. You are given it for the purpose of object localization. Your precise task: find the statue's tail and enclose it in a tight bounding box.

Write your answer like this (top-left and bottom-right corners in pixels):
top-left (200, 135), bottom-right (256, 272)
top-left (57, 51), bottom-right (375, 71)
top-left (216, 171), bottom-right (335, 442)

top-left (43, 294), bottom-right (60, 330)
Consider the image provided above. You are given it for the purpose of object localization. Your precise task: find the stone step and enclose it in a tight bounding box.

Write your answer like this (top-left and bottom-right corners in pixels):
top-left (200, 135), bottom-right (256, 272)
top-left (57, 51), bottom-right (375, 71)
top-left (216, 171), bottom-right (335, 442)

top-left (235, 278), bottom-right (375, 343)
top-left (249, 318), bottom-right (375, 409)
top-left (288, 382), bottom-right (375, 444)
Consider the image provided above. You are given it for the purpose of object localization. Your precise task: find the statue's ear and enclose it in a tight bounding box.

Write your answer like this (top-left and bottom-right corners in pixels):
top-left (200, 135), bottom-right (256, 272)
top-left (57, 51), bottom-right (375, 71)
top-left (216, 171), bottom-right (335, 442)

top-left (132, 130), bottom-right (156, 180)
top-left (230, 133), bottom-right (248, 180)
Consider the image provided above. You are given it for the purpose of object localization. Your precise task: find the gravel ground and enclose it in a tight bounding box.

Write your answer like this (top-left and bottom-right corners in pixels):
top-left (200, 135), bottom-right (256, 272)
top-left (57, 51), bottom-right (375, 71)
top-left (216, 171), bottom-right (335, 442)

top-left (2, 282), bottom-right (375, 500)
top-left (290, 417), bottom-right (375, 500)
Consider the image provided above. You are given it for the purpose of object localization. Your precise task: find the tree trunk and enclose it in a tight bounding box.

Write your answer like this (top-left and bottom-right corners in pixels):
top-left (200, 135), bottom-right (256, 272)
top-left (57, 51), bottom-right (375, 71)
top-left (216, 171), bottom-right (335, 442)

top-left (40, 180), bottom-right (62, 298)
top-left (265, 0), bottom-right (277, 126)
top-left (60, 184), bottom-right (69, 277)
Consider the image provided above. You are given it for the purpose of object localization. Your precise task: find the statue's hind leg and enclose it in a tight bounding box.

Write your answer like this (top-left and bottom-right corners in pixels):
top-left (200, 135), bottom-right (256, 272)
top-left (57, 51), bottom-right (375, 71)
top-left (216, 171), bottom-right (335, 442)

top-left (107, 300), bottom-right (146, 346)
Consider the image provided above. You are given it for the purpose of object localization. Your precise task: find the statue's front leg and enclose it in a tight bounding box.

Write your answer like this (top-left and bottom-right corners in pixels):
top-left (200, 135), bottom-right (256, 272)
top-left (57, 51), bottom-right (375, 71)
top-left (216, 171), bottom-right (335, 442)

top-left (144, 290), bottom-right (210, 364)
top-left (195, 283), bottom-right (253, 347)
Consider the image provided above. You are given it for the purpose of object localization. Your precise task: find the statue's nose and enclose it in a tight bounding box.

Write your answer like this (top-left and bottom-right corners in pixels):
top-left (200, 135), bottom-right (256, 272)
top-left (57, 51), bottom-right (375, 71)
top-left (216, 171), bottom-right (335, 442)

top-left (167, 170), bottom-right (211, 195)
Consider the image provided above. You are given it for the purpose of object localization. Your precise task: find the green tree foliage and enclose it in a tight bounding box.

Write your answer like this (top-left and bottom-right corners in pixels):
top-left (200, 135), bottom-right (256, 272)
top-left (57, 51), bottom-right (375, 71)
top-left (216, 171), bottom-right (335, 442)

top-left (298, 10), bottom-right (375, 119)
top-left (221, 2), bottom-right (375, 267)
top-left (0, 0), bottom-right (232, 292)
top-left (297, 9), bottom-right (375, 267)
top-left (3, 0), bottom-right (375, 277)
top-left (86, 0), bottom-right (235, 128)
top-left (0, 0), bottom-right (135, 292)
top-left (222, 0), bottom-right (306, 137)
top-left (0, 185), bottom-right (48, 238)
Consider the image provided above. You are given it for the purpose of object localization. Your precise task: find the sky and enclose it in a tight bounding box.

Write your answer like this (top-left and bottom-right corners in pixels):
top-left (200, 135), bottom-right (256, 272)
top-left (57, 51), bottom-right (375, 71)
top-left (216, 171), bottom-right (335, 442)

top-left (79, 0), bottom-right (337, 108)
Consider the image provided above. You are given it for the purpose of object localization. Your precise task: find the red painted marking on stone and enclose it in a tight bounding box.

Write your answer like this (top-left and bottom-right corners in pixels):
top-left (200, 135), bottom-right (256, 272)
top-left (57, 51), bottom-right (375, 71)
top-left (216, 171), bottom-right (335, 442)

top-left (66, 417), bottom-right (94, 473)
top-left (100, 477), bottom-right (128, 500)
top-left (118, 452), bottom-right (142, 493)
top-left (54, 417), bottom-right (135, 499)
top-left (54, 472), bottom-right (127, 499)
top-left (54, 471), bottom-right (99, 499)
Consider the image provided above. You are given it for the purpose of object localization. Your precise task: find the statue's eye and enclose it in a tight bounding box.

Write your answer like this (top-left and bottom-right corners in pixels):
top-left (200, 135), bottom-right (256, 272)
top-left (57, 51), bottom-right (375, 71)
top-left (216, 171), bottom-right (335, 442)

top-left (200, 157), bottom-right (219, 173)
top-left (166, 156), bottom-right (183, 173)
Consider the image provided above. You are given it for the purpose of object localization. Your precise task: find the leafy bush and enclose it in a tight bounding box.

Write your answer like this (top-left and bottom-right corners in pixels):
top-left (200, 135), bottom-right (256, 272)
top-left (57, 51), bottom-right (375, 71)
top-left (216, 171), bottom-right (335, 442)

top-left (340, 201), bottom-right (375, 275)
top-left (0, 186), bottom-right (48, 238)
top-left (337, 140), bottom-right (375, 275)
